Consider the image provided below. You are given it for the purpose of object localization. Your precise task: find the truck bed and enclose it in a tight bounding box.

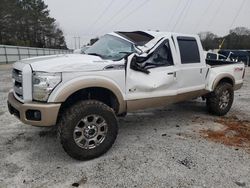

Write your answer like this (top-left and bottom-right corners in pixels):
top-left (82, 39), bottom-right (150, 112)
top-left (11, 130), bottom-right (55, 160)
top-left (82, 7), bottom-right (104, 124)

top-left (206, 59), bottom-right (242, 66)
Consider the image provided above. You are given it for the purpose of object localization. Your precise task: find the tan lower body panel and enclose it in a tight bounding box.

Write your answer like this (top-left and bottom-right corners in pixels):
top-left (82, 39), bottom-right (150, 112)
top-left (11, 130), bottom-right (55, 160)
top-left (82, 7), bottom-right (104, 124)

top-left (8, 92), bottom-right (61, 126)
top-left (234, 83), bottom-right (243, 90)
top-left (127, 90), bottom-right (208, 112)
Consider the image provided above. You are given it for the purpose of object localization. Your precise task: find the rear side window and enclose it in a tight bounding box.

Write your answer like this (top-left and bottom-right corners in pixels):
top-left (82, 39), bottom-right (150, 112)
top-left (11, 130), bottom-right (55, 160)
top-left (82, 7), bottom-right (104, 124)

top-left (177, 37), bottom-right (200, 64)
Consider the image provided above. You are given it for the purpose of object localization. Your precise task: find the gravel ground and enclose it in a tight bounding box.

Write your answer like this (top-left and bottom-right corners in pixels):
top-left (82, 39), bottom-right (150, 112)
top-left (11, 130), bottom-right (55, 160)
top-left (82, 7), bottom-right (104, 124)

top-left (0, 64), bottom-right (250, 188)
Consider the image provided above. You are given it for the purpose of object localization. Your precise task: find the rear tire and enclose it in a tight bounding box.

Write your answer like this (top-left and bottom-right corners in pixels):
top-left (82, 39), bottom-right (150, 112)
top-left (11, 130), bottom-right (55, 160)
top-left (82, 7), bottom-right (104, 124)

top-left (206, 83), bottom-right (234, 116)
top-left (58, 100), bottom-right (118, 160)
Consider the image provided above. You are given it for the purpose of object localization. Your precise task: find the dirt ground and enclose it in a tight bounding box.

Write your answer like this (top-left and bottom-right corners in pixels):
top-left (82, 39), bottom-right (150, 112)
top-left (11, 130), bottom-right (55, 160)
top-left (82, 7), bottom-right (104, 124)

top-left (0, 64), bottom-right (250, 188)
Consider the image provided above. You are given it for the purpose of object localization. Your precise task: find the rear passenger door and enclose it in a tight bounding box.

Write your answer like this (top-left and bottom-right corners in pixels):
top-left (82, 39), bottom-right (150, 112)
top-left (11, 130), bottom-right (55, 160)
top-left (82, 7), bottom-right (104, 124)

top-left (174, 36), bottom-right (207, 93)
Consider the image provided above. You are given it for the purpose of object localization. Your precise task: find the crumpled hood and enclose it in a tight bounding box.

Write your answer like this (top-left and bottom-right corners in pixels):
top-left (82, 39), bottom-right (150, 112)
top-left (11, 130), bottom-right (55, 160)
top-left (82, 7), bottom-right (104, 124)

top-left (19, 54), bottom-right (113, 72)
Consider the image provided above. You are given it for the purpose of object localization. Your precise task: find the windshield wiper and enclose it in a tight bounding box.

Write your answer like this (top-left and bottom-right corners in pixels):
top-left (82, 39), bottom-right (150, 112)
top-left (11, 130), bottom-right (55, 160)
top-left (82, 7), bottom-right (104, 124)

top-left (87, 53), bottom-right (103, 58)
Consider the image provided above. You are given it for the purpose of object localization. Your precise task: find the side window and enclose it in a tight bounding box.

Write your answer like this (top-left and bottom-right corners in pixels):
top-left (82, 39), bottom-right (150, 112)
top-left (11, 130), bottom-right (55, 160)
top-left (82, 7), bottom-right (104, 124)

top-left (177, 37), bottom-right (200, 64)
top-left (207, 53), bottom-right (217, 60)
top-left (145, 41), bottom-right (174, 68)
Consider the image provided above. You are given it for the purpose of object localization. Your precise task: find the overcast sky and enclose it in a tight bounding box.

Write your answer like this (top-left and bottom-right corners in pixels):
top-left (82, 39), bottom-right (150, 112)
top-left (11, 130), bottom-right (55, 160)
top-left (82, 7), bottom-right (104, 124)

top-left (43, 0), bottom-right (250, 49)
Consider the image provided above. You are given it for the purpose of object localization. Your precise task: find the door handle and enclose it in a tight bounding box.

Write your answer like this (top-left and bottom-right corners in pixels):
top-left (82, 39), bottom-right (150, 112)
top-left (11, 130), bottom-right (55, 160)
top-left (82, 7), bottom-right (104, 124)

top-left (168, 72), bottom-right (176, 77)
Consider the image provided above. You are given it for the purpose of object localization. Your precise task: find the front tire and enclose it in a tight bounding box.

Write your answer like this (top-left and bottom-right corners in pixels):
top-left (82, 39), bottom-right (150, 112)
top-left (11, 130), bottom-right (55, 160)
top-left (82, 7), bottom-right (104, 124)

top-left (58, 100), bottom-right (118, 160)
top-left (206, 82), bottom-right (234, 116)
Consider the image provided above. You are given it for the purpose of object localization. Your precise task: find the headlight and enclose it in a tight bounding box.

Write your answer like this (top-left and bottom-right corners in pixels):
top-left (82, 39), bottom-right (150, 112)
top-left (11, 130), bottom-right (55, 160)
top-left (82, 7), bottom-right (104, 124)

top-left (32, 72), bottom-right (62, 102)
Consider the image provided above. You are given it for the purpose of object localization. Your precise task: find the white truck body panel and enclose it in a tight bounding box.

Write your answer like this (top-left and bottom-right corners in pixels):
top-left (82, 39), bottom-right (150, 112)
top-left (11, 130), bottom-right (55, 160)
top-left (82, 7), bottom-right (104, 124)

top-left (206, 64), bottom-right (244, 91)
top-left (48, 70), bottom-right (126, 102)
top-left (19, 54), bottom-right (113, 72)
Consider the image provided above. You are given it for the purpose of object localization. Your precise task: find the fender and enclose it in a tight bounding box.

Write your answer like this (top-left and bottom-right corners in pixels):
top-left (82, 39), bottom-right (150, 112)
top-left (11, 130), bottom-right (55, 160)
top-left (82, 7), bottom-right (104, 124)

top-left (211, 73), bottom-right (235, 91)
top-left (48, 76), bottom-right (126, 114)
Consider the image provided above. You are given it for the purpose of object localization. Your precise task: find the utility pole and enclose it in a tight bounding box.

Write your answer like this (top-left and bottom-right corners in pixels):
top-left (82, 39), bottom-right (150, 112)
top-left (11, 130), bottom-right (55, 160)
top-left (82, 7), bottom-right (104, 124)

top-left (73, 37), bottom-right (77, 49)
top-left (78, 37), bottom-right (81, 48)
top-left (73, 36), bottom-right (81, 49)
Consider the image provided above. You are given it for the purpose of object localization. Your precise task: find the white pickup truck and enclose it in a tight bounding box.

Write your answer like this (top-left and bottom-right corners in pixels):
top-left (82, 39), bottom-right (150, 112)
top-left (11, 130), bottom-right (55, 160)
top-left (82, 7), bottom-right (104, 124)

top-left (8, 31), bottom-right (245, 160)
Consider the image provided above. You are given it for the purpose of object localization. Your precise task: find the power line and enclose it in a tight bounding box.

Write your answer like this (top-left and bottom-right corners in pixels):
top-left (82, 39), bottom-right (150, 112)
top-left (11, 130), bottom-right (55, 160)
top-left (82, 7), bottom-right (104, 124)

top-left (166, 0), bottom-right (182, 30)
top-left (176, 0), bottom-right (193, 32)
top-left (93, 0), bottom-right (134, 34)
top-left (107, 0), bottom-right (151, 31)
top-left (207, 0), bottom-right (225, 28)
top-left (229, 0), bottom-right (246, 29)
top-left (85, 0), bottom-right (115, 34)
top-left (171, 0), bottom-right (191, 31)
top-left (193, 0), bottom-right (215, 33)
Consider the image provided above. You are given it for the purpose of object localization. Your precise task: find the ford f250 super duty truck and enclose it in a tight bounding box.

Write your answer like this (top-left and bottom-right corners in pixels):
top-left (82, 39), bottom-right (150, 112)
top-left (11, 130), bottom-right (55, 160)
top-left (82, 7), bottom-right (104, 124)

top-left (8, 31), bottom-right (245, 160)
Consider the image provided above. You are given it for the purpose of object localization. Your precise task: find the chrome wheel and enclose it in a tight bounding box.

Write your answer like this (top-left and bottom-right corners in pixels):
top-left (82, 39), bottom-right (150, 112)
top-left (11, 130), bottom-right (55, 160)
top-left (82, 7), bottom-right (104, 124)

top-left (219, 90), bottom-right (230, 109)
top-left (73, 114), bottom-right (108, 149)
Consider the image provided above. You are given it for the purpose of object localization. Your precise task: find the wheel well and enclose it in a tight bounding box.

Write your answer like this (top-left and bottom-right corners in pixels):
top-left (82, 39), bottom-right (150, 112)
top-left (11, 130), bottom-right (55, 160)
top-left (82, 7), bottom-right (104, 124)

top-left (59, 87), bottom-right (120, 114)
top-left (217, 77), bottom-right (234, 87)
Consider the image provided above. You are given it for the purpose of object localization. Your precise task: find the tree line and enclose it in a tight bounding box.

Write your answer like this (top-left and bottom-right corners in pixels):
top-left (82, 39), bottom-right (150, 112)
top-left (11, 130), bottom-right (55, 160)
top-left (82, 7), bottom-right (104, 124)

top-left (199, 27), bottom-right (250, 51)
top-left (0, 0), bottom-right (67, 49)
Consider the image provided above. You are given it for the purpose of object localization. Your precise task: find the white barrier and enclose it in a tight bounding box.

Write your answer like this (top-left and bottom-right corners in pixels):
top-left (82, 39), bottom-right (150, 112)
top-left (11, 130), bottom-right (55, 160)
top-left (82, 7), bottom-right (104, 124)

top-left (0, 45), bottom-right (73, 64)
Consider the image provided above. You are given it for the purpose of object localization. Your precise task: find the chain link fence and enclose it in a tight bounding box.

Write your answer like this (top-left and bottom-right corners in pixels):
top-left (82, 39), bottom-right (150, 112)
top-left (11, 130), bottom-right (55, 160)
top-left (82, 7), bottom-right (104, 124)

top-left (0, 45), bottom-right (73, 64)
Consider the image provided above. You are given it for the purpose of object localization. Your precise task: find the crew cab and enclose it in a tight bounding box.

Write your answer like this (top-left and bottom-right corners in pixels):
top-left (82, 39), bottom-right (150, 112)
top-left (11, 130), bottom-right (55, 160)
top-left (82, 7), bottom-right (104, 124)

top-left (7, 31), bottom-right (245, 160)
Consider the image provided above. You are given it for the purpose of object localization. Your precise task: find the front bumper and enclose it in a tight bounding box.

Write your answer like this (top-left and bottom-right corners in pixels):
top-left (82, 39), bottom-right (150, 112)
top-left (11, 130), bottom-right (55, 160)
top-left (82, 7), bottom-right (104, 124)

top-left (7, 92), bottom-right (61, 126)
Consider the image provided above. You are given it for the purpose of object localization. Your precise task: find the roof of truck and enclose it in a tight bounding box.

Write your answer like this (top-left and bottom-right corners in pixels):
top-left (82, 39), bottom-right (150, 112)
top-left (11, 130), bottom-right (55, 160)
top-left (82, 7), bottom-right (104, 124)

top-left (111, 30), bottom-right (199, 46)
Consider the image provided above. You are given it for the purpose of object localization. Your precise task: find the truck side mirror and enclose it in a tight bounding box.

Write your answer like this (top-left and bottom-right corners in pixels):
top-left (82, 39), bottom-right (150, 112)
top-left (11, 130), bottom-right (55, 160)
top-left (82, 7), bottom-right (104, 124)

top-left (130, 55), bottom-right (150, 74)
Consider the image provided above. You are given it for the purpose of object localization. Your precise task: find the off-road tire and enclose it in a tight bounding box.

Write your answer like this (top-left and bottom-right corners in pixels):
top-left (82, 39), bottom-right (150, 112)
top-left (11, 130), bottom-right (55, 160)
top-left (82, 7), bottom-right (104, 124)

top-left (206, 82), bottom-right (234, 116)
top-left (58, 100), bottom-right (118, 160)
